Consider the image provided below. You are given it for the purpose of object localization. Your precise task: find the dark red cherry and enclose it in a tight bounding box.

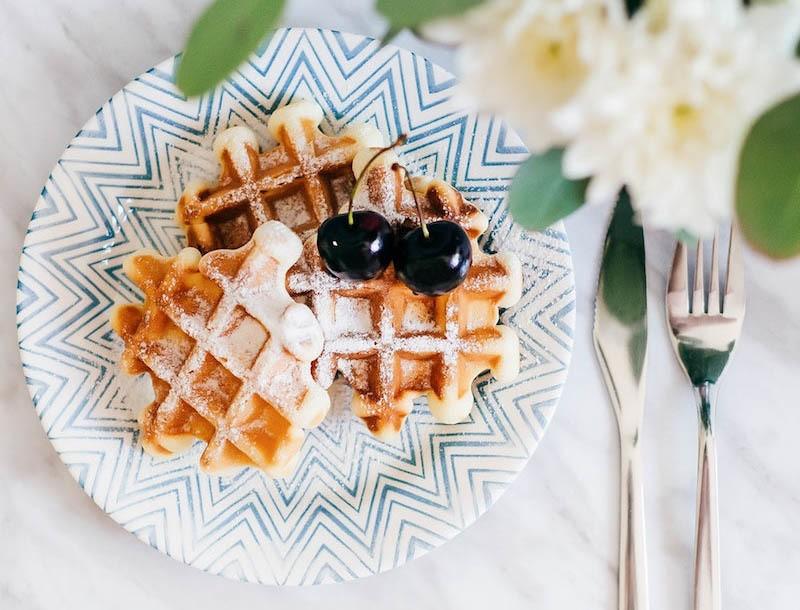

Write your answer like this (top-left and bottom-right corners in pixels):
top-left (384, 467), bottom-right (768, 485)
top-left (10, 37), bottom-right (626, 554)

top-left (394, 220), bottom-right (472, 295)
top-left (317, 211), bottom-right (394, 280)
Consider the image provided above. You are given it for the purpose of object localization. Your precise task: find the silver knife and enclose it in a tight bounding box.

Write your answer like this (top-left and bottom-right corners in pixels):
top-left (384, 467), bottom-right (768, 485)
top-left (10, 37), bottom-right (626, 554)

top-left (593, 190), bottom-right (649, 610)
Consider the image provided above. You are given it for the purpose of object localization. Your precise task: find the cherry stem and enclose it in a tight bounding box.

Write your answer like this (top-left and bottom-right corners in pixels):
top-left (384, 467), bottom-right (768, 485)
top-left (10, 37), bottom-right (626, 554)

top-left (393, 162), bottom-right (428, 239)
top-left (348, 133), bottom-right (408, 225)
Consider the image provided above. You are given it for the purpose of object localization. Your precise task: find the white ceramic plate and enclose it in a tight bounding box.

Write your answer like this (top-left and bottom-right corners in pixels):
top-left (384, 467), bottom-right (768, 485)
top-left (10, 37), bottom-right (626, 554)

top-left (16, 28), bottom-right (575, 585)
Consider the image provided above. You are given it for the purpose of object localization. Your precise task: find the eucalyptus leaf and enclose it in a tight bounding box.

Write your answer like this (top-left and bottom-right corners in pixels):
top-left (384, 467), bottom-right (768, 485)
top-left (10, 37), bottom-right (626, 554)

top-left (376, 0), bottom-right (485, 31)
top-left (177, 0), bottom-right (285, 97)
top-left (624, 0), bottom-right (646, 17)
top-left (736, 92), bottom-right (800, 259)
top-left (508, 148), bottom-right (589, 230)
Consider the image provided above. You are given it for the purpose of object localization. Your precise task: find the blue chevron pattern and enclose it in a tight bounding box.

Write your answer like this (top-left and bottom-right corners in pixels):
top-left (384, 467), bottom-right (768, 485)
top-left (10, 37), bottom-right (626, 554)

top-left (16, 29), bottom-right (575, 585)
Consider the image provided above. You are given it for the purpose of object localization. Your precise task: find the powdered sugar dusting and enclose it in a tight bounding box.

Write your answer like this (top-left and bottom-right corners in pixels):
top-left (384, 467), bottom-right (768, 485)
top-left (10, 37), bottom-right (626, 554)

top-left (179, 100), bottom-right (382, 250)
top-left (287, 211), bottom-right (523, 433)
top-left (213, 126), bottom-right (257, 177)
top-left (270, 189), bottom-right (313, 229)
top-left (116, 220), bottom-right (330, 473)
top-left (351, 152), bottom-right (487, 239)
top-left (401, 300), bottom-right (438, 332)
top-left (334, 297), bottom-right (373, 335)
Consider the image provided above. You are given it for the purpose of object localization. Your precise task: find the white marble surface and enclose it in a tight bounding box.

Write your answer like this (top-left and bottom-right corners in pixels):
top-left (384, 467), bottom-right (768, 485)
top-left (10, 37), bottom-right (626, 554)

top-left (2, 1), bottom-right (800, 608)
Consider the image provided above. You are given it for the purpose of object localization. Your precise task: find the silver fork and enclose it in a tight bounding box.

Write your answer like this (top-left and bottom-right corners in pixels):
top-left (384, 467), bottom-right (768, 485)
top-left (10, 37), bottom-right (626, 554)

top-left (666, 228), bottom-right (745, 610)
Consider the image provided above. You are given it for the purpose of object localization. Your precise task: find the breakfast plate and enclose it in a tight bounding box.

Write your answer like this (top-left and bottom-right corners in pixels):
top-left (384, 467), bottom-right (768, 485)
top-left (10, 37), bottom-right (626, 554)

top-left (16, 28), bottom-right (575, 585)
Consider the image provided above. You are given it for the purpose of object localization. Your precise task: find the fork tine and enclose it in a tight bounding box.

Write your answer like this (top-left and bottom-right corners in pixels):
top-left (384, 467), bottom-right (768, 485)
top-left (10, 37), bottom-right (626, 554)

top-left (708, 230), bottom-right (720, 315)
top-left (692, 239), bottom-right (705, 315)
top-left (667, 241), bottom-right (690, 317)
top-left (724, 226), bottom-right (745, 316)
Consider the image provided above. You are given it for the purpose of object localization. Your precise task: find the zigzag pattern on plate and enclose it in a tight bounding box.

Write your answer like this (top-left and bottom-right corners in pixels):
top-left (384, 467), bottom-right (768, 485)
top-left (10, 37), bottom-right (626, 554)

top-left (16, 28), bottom-right (575, 585)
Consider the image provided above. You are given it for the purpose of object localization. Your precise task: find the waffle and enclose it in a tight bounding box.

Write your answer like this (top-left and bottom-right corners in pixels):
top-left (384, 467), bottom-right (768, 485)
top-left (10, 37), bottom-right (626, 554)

top-left (178, 99), bottom-right (383, 252)
top-left (111, 221), bottom-right (330, 475)
top-left (288, 150), bottom-right (522, 437)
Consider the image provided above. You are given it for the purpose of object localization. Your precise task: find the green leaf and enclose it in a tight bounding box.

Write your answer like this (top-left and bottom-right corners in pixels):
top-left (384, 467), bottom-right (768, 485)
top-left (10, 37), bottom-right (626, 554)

top-left (624, 0), bottom-right (646, 17)
top-left (177, 0), bottom-right (285, 97)
top-left (736, 92), bottom-right (800, 259)
top-left (508, 148), bottom-right (589, 230)
top-left (376, 0), bottom-right (485, 32)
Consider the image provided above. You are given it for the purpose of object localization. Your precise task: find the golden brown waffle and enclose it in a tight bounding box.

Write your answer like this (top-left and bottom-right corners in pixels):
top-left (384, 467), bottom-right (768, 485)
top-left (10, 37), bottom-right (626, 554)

top-left (178, 100), bottom-right (382, 252)
top-left (112, 221), bottom-right (330, 475)
top-left (288, 151), bottom-right (522, 438)
top-left (350, 147), bottom-right (490, 240)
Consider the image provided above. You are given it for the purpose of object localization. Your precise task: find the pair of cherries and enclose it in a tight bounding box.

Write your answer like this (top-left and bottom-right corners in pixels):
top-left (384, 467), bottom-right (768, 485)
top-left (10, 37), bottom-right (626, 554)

top-left (316, 138), bottom-right (472, 296)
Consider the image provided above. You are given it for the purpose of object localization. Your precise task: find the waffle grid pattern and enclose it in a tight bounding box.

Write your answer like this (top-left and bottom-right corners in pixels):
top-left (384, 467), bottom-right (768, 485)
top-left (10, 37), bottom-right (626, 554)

top-left (114, 227), bottom-right (326, 474)
top-left (288, 244), bottom-right (518, 435)
top-left (288, 158), bottom-right (520, 435)
top-left (179, 102), bottom-right (380, 251)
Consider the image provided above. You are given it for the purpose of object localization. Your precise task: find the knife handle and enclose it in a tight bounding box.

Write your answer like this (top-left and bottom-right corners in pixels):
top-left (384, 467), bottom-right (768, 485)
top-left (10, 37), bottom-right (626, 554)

top-left (619, 438), bottom-right (649, 610)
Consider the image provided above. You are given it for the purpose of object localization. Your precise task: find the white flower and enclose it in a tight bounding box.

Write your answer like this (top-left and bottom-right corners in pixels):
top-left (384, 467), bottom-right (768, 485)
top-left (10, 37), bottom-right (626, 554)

top-left (423, 0), bottom-right (625, 153)
top-left (556, 0), bottom-right (800, 236)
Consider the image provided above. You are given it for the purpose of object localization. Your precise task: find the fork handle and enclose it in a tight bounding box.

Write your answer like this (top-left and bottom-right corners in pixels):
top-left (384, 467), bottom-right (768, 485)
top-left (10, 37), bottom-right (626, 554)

top-left (619, 437), bottom-right (649, 610)
top-left (693, 383), bottom-right (721, 610)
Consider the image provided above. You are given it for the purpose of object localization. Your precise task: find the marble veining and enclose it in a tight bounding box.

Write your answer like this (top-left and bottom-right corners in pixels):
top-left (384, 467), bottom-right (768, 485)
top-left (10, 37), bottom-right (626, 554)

top-left (2, 1), bottom-right (799, 609)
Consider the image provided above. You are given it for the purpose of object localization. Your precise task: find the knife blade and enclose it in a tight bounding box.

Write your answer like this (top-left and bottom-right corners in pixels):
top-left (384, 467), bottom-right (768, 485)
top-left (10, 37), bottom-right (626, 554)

top-left (593, 189), bottom-right (649, 610)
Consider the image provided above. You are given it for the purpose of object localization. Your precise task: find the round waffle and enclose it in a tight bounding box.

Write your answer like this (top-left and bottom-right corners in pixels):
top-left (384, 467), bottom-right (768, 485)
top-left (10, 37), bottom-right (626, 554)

top-left (288, 150), bottom-right (522, 437)
top-left (178, 99), bottom-right (383, 252)
top-left (112, 221), bottom-right (329, 475)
